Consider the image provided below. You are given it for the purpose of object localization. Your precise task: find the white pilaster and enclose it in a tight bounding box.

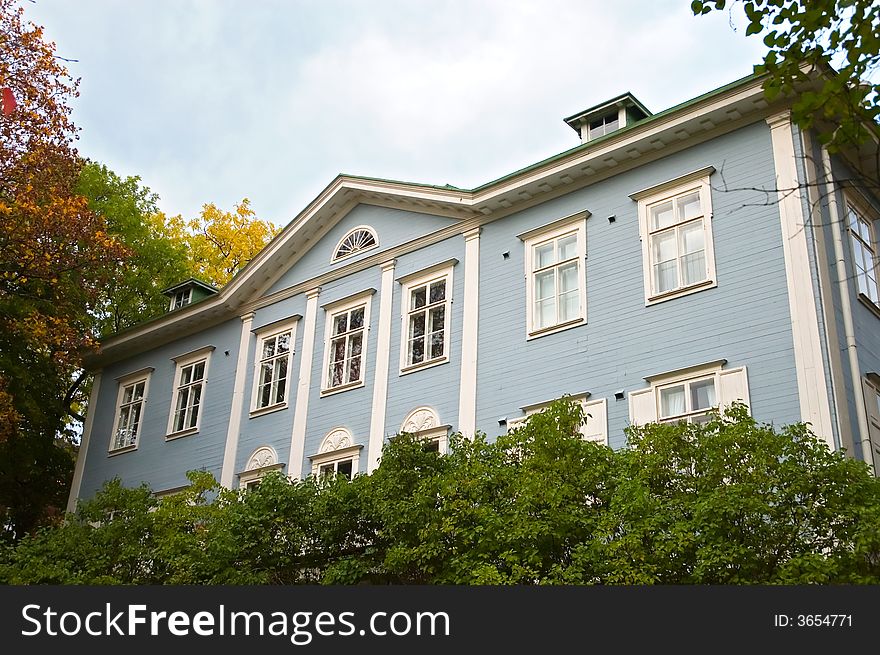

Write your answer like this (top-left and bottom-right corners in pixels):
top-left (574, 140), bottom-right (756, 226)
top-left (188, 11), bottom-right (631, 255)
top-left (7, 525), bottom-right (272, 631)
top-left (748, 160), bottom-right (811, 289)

top-left (220, 312), bottom-right (254, 487)
top-left (458, 227), bottom-right (481, 438)
top-left (66, 372), bottom-right (102, 513)
top-left (289, 288), bottom-right (320, 479)
top-left (368, 260), bottom-right (396, 472)
top-left (766, 112), bottom-right (834, 446)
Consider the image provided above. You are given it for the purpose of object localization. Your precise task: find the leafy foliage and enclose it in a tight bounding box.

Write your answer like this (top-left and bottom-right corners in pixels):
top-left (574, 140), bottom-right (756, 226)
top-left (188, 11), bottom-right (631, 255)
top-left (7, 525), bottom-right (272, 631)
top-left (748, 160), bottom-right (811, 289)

top-left (691, 0), bottom-right (879, 151)
top-left (186, 198), bottom-right (279, 287)
top-left (3, 401), bottom-right (879, 584)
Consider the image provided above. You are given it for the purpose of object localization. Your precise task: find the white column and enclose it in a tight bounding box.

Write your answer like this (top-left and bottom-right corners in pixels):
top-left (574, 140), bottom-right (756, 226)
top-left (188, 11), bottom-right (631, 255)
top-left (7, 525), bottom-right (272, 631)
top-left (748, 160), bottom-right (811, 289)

top-left (289, 288), bottom-right (320, 479)
top-left (458, 227), bottom-right (481, 437)
top-left (66, 372), bottom-right (102, 513)
top-left (766, 112), bottom-right (834, 446)
top-left (368, 260), bottom-right (396, 472)
top-left (220, 312), bottom-right (254, 488)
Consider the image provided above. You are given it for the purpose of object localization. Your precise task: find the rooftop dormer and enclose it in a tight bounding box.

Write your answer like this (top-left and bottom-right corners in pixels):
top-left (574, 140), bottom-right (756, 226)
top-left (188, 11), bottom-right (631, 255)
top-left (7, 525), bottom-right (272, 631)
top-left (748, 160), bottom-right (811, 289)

top-left (563, 92), bottom-right (651, 144)
top-left (161, 278), bottom-right (219, 312)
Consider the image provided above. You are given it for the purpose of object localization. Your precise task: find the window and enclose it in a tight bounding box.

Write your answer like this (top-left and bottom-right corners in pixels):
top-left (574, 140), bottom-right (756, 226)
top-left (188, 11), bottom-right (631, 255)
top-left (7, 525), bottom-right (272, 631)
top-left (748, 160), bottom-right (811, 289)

top-left (588, 113), bottom-right (619, 140)
top-left (399, 407), bottom-right (450, 453)
top-left (322, 292), bottom-right (372, 394)
top-left (399, 264), bottom-right (453, 373)
top-left (657, 376), bottom-right (716, 424)
top-left (238, 446), bottom-right (284, 489)
top-left (169, 288), bottom-right (192, 311)
top-left (167, 346), bottom-right (213, 438)
top-left (506, 396), bottom-right (608, 445)
top-left (628, 360), bottom-right (749, 426)
top-left (310, 428), bottom-right (361, 479)
top-left (332, 226), bottom-right (378, 262)
top-left (633, 169), bottom-right (716, 304)
top-left (521, 214), bottom-right (587, 337)
top-left (110, 368), bottom-right (153, 453)
top-left (846, 198), bottom-right (879, 306)
top-left (251, 319), bottom-right (297, 414)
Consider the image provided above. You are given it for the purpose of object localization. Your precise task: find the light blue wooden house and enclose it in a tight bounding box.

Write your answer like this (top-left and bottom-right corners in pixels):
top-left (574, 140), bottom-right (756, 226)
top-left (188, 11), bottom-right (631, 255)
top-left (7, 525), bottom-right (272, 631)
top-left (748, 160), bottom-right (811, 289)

top-left (68, 69), bottom-right (880, 508)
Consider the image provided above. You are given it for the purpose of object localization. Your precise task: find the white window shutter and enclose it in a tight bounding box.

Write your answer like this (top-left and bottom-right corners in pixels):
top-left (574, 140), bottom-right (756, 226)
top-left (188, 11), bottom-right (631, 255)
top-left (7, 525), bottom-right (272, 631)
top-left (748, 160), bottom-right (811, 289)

top-left (581, 398), bottom-right (608, 445)
top-left (628, 388), bottom-right (656, 425)
top-left (718, 366), bottom-right (750, 413)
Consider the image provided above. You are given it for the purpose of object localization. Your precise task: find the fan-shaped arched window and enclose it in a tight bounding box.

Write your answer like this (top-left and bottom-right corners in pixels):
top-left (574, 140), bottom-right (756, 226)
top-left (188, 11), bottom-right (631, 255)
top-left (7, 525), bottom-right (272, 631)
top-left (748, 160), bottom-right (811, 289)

top-left (332, 226), bottom-right (378, 262)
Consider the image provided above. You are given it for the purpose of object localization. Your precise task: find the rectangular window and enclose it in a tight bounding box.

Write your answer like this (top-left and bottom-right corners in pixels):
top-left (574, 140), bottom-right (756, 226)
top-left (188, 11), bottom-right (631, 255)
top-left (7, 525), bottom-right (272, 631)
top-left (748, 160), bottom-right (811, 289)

top-left (167, 347), bottom-right (213, 437)
top-left (399, 264), bottom-right (454, 373)
top-left (252, 319), bottom-right (297, 414)
top-left (847, 199), bottom-right (879, 306)
top-left (321, 292), bottom-right (373, 394)
top-left (170, 288), bottom-right (191, 311)
top-left (588, 113), bottom-right (619, 140)
top-left (633, 169), bottom-right (716, 305)
top-left (110, 372), bottom-right (151, 452)
top-left (318, 458), bottom-right (354, 480)
top-left (522, 215), bottom-right (587, 338)
top-left (657, 375), bottom-right (716, 424)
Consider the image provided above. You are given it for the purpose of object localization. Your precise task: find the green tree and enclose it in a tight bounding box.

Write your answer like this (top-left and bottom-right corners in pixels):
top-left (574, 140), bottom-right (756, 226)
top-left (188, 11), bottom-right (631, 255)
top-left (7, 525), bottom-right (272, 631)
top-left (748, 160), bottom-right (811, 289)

top-left (691, 0), bottom-right (879, 151)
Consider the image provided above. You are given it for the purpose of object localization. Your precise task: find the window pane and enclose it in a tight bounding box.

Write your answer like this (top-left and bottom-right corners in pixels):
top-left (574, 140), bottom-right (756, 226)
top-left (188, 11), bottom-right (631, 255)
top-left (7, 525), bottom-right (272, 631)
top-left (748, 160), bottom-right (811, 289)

top-left (558, 261), bottom-right (579, 293)
top-left (277, 332), bottom-right (290, 353)
top-left (132, 382), bottom-right (144, 401)
top-left (410, 337), bottom-right (424, 364)
top-left (337, 459), bottom-right (353, 479)
top-left (429, 306), bottom-right (445, 333)
top-left (677, 191), bottom-right (701, 221)
top-left (122, 385), bottom-right (134, 405)
top-left (193, 361), bottom-right (205, 381)
top-left (319, 463), bottom-right (335, 477)
top-left (259, 381), bottom-right (271, 408)
top-left (180, 365), bottom-right (192, 386)
top-left (652, 231), bottom-right (677, 293)
top-left (858, 216), bottom-right (871, 243)
top-left (846, 205), bottom-right (859, 231)
top-left (535, 270), bottom-right (555, 300)
top-left (536, 298), bottom-right (555, 330)
top-left (274, 377), bottom-right (286, 405)
top-left (333, 314), bottom-right (348, 336)
top-left (535, 242), bottom-right (555, 269)
top-left (348, 354), bottom-right (361, 382)
top-left (690, 379), bottom-right (716, 411)
top-left (411, 286), bottom-right (427, 310)
top-left (430, 331), bottom-right (444, 359)
top-left (348, 333), bottom-right (363, 358)
top-left (679, 220), bottom-right (704, 254)
top-left (429, 280), bottom-right (445, 303)
top-left (410, 313), bottom-right (426, 339)
top-left (332, 338), bottom-right (346, 363)
top-left (868, 275), bottom-right (879, 304)
top-left (660, 385), bottom-right (686, 418)
top-left (560, 291), bottom-right (579, 323)
top-left (558, 234), bottom-right (578, 261)
top-left (349, 307), bottom-right (365, 330)
top-left (331, 361), bottom-right (345, 386)
top-left (651, 200), bottom-right (675, 230)
top-left (260, 362), bottom-right (273, 386)
top-left (262, 338), bottom-right (276, 359)
top-left (681, 251), bottom-right (706, 286)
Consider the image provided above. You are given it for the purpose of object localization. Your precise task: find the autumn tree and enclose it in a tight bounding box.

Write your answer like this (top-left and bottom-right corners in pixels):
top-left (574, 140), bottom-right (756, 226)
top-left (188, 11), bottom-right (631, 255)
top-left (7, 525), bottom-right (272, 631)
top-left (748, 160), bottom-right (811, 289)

top-left (186, 198), bottom-right (278, 287)
top-left (0, 0), bottom-right (125, 539)
top-left (692, 0), bottom-right (879, 152)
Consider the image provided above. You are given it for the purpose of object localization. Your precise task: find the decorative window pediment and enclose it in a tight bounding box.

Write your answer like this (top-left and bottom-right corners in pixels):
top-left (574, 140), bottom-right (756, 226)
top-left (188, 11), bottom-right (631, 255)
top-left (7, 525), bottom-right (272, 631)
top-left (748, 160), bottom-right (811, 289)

top-left (332, 226), bottom-right (378, 263)
top-left (238, 446), bottom-right (284, 490)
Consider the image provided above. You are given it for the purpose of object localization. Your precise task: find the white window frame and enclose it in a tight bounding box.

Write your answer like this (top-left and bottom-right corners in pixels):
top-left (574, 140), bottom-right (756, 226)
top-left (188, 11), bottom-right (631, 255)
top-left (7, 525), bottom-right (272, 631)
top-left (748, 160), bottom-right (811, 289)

top-left (238, 446), bottom-right (285, 490)
top-left (629, 360), bottom-right (750, 426)
top-left (506, 394), bottom-right (607, 445)
top-left (399, 406), bottom-right (450, 454)
top-left (331, 225), bottom-right (379, 263)
top-left (169, 288), bottom-right (192, 311)
top-left (250, 318), bottom-right (298, 417)
top-left (166, 346), bottom-right (214, 439)
top-left (632, 167), bottom-right (717, 305)
top-left (520, 212), bottom-right (588, 339)
top-left (321, 291), bottom-right (373, 396)
top-left (310, 428), bottom-right (361, 480)
top-left (845, 193), bottom-right (879, 309)
top-left (109, 367), bottom-right (153, 455)
top-left (398, 262), bottom-right (454, 375)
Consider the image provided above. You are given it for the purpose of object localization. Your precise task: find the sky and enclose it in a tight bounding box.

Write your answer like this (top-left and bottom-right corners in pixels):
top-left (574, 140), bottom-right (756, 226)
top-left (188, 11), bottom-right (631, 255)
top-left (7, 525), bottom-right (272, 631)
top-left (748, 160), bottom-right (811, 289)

top-left (24, 0), bottom-right (767, 229)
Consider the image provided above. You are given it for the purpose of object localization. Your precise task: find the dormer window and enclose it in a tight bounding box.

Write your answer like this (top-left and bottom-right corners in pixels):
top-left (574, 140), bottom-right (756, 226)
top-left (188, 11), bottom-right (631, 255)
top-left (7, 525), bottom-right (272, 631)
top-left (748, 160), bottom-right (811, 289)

top-left (161, 278), bottom-right (219, 314)
top-left (588, 114), bottom-right (619, 140)
top-left (332, 226), bottom-right (378, 263)
top-left (170, 288), bottom-right (192, 311)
